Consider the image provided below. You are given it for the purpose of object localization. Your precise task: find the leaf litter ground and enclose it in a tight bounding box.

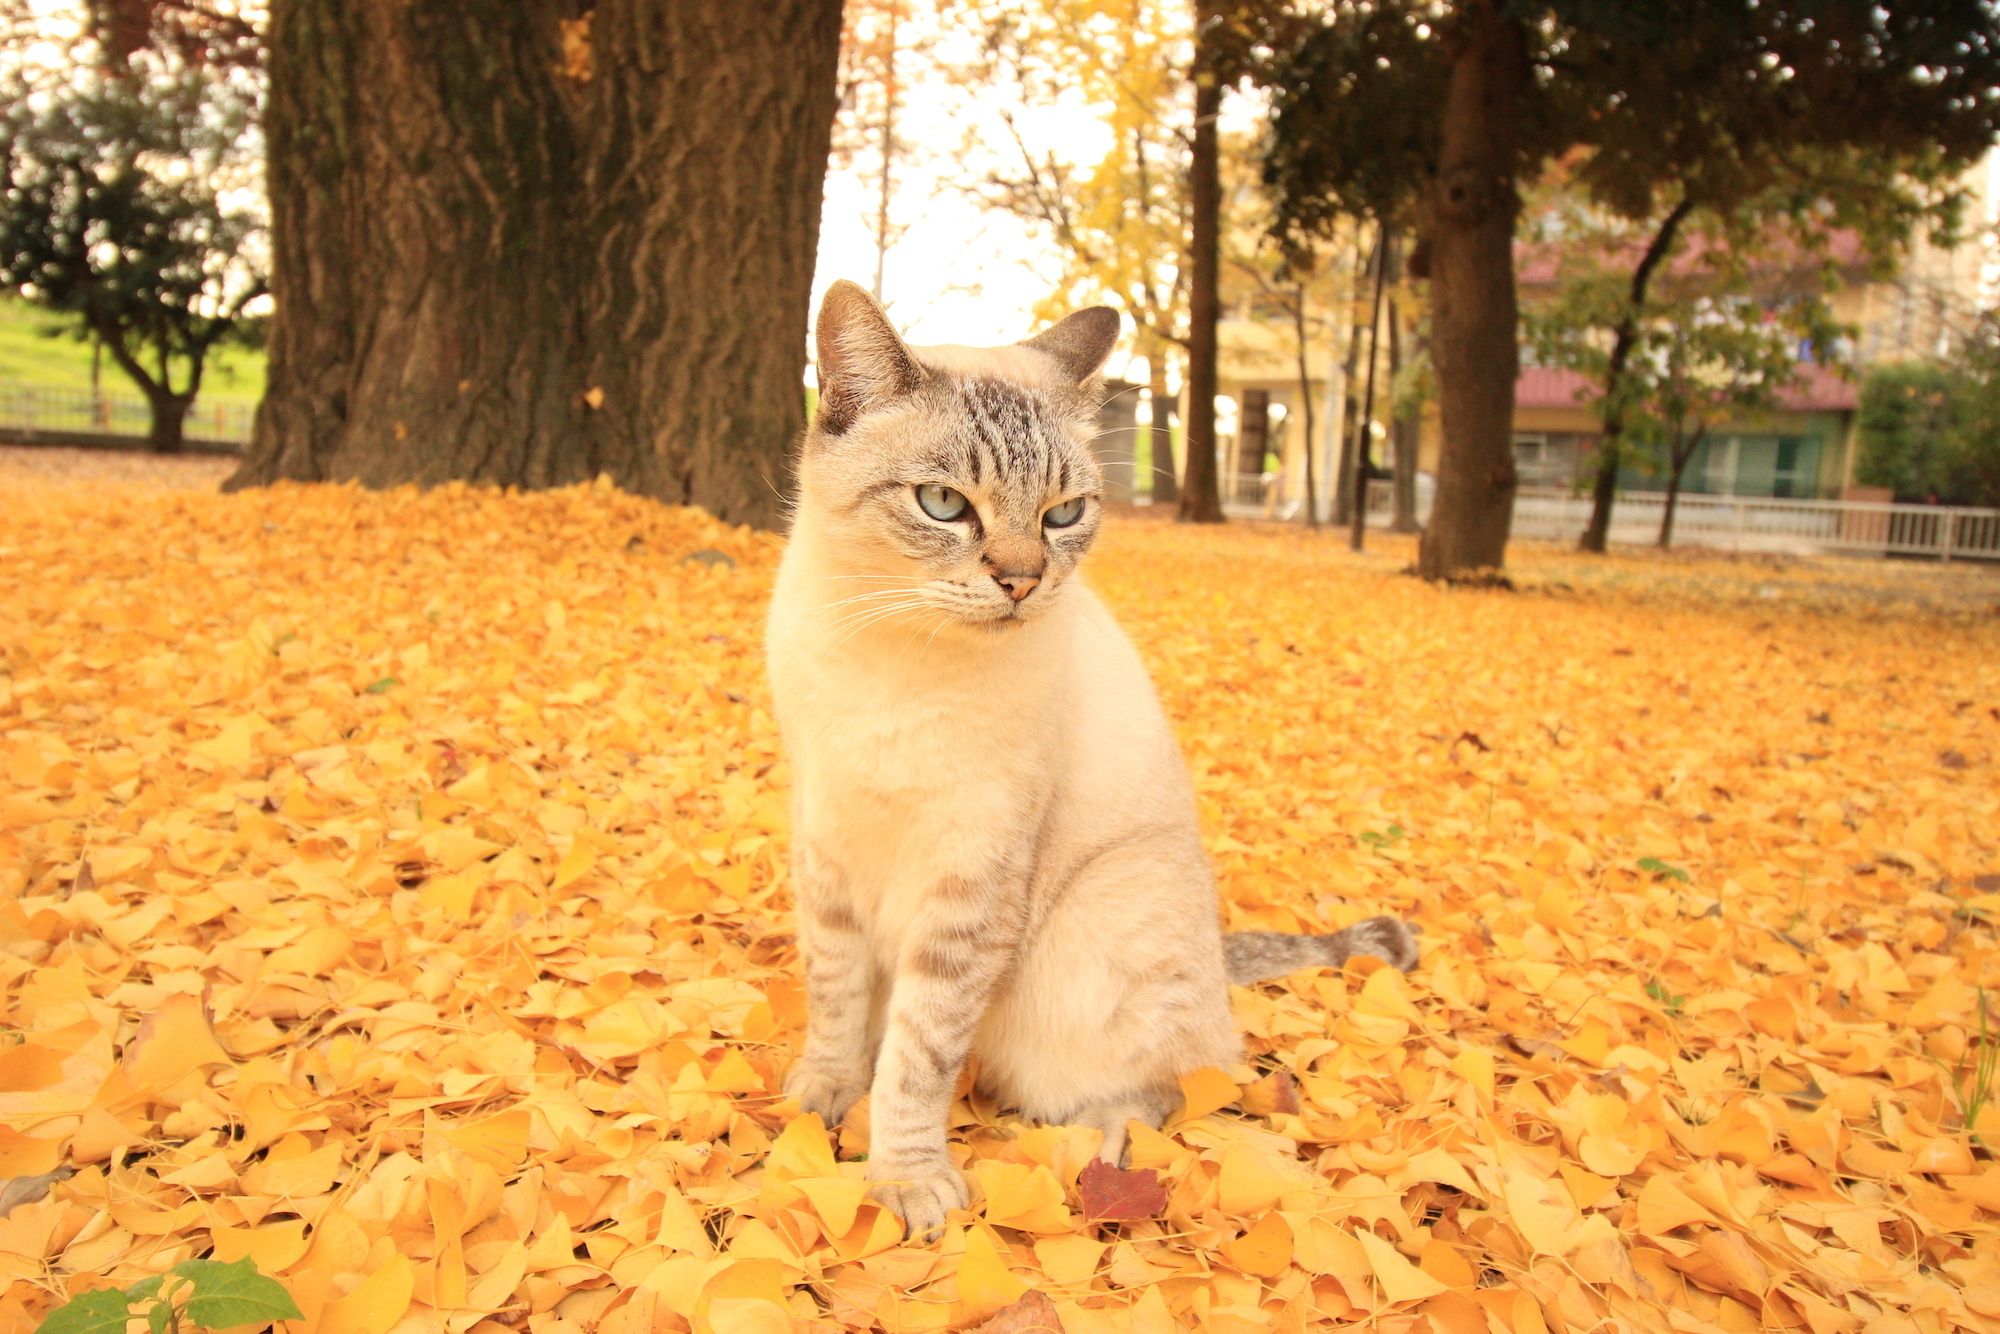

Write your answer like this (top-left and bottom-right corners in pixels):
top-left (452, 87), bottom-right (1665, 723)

top-left (1, 463), bottom-right (1998, 1334)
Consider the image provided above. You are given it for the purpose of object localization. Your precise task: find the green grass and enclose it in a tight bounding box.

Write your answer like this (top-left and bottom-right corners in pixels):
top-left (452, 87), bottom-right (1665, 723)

top-left (0, 296), bottom-right (265, 401)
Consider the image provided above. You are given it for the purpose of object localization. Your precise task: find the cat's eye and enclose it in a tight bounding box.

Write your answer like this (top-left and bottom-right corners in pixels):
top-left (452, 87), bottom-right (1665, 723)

top-left (1043, 497), bottom-right (1085, 528)
top-left (915, 484), bottom-right (970, 522)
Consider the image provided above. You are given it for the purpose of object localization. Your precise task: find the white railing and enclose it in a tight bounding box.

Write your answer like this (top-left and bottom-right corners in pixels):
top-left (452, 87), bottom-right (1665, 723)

top-left (1359, 478), bottom-right (2000, 560)
top-left (0, 381), bottom-right (256, 445)
top-left (1224, 470), bottom-right (1307, 519)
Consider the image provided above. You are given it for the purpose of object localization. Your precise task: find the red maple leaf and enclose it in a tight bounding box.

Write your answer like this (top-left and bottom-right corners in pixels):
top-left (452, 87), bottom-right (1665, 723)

top-left (1078, 1157), bottom-right (1169, 1221)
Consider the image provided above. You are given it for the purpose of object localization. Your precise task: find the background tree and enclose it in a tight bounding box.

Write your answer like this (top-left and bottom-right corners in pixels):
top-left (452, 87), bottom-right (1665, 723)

top-left (226, 0), bottom-right (842, 529)
top-left (0, 30), bottom-right (266, 453)
top-left (1856, 363), bottom-right (1963, 502)
top-left (1260, 0), bottom-right (2000, 578)
top-left (963, 0), bottom-right (1193, 506)
top-left (1631, 298), bottom-right (1842, 547)
top-left (1524, 184), bottom-right (1856, 546)
top-left (1180, 0), bottom-right (1228, 522)
top-left (1564, 149), bottom-right (1964, 552)
top-left (1855, 306), bottom-right (2000, 509)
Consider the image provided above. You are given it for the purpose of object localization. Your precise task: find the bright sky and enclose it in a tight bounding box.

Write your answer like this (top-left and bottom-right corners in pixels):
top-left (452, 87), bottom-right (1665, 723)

top-left (809, 28), bottom-right (1102, 357)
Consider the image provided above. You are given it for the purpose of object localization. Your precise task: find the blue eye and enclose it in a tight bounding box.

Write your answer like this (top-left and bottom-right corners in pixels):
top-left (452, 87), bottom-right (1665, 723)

top-left (1043, 497), bottom-right (1085, 528)
top-left (916, 484), bottom-right (970, 522)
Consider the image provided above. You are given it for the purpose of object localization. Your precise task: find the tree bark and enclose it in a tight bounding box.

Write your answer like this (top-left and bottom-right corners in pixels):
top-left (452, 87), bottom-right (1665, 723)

top-left (1578, 193), bottom-right (1697, 552)
top-left (1291, 283), bottom-right (1317, 528)
top-left (1387, 245), bottom-right (1421, 534)
top-left (1351, 229), bottom-right (1389, 551)
top-left (146, 391), bottom-right (192, 454)
top-left (1658, 424), bottom-right (1706, 548)
top-left (227, 0), bottom-right (842, 530)
top-left (1332, 234), bottom-right (1369, 526)
top-left (1413, 0), bottom-right (1528, 580)
top-left (1392, 302), bottom-right (1424, 532)
top-left (1179, 3), bottom-right (1226, 524)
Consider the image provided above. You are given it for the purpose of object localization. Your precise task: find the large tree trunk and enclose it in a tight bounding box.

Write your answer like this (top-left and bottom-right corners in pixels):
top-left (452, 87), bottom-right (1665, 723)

top-left (1413, 1), bottom-right (1528, 580)
top-left (1179, 4), bottom-right (1226, 525)
top-left (1578, 194), bottom-right (1696, 552)
top-left (226, 0), bottom-right (842, 529)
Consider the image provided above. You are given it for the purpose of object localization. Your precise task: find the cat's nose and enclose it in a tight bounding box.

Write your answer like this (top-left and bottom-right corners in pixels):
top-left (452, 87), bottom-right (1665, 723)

top-left (993, 572), bottom-right (1041, 602)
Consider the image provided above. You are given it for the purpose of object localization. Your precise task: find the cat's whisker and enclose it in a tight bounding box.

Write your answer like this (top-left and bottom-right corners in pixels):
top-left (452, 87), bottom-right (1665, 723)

top-left (813, 591), bottom-right (936, 628)
top-left (824, 613), bottom-right (925, 656)
top-left (813, 597), bottom-right (941, 653)
top-left (812, 587), bottom-right (930, 618)
top-left (913, 609), bottom-right (956, 663)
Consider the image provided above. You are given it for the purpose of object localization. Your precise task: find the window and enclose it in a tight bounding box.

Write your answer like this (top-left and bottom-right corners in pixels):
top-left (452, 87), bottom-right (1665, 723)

top-left (1514, 433), bottom-right (1579, 487)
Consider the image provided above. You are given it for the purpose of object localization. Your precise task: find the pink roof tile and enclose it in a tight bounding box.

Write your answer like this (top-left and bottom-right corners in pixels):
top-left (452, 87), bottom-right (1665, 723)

top-left (1515, 363), bottom-right (1857, 413)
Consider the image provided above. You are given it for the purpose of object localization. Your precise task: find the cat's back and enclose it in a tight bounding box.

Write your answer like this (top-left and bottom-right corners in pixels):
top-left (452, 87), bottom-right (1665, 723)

top-left (1042, 581), bottom-right (1203, 847)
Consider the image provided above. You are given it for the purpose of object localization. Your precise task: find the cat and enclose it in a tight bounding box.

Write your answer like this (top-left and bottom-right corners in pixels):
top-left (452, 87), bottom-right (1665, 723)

top-left (765, 280), bottom-right (1421, 1241)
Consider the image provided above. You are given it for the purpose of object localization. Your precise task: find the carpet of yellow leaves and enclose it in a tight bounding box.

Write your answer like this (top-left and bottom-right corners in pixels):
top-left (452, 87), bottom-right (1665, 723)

top-left (2, 468), bottom-right (1998, 1334)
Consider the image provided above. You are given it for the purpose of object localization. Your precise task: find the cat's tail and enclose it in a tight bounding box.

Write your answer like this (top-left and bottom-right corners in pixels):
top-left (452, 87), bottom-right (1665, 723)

top-left (1223, 915), bottom-right (1422, 984)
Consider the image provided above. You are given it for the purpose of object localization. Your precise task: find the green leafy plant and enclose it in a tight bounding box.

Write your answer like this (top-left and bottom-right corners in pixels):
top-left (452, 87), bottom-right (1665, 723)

top-left (1638, 857), bottom-right (1690, 883)
top-left (1645, 981), bottom-right (1687, 1015)
top-left (1943, 986), bottom-right (2000, 1151)
top-left (1358, 824), bottom-right (1406, 853)
top-left (38, 1258), bottom-right (300, 1334)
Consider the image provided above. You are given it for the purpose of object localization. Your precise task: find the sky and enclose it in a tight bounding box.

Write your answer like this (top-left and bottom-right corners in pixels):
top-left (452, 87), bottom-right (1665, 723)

top-left (808, 21), bottom-right (1102, 358)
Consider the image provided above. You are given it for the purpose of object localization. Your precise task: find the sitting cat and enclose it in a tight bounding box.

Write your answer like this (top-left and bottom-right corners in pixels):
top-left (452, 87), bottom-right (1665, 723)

top-left (765, 280), bottom-right (1421, 1241)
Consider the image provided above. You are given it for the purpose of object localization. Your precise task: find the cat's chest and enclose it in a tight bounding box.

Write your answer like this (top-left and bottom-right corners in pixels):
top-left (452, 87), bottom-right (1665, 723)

top-left (783, 651), bottom-right (1052, 796)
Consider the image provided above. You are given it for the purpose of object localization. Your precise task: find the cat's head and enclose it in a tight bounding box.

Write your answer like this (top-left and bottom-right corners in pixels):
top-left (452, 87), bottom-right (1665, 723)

top-left (794, 280), bottom-right (1119, 631)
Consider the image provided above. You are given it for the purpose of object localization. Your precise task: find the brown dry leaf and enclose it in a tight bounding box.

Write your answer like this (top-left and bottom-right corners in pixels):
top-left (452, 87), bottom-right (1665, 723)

top-left (1, 472), bottom-right (1998, 1334)
top-left (1076, 1159), bottom-right (1167, 1222)
top-left (964, 1288), bottom-right (1063, 1333)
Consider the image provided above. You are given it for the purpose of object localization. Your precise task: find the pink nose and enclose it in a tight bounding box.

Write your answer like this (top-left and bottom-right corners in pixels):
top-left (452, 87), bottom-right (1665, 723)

top-left (993, 573), bottom-right (1041, 602)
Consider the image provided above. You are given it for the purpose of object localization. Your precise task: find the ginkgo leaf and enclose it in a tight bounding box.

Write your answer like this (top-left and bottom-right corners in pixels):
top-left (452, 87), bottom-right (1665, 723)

top-left (956, 1225), bottom-right (1031, 1324)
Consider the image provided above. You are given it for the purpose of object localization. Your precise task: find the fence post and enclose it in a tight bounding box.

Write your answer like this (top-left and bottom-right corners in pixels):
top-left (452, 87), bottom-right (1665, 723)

top-left (1940, 511), bottom-right (1954, 563)
top-left (1732, 500), bottom-right (1746, 551)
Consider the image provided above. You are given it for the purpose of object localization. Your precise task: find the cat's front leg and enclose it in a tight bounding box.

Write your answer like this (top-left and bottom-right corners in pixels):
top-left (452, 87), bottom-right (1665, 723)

top-left (784, 848), bottom-right (875, 1126)
top-left (867, 874), bottom-right (1022, 1242)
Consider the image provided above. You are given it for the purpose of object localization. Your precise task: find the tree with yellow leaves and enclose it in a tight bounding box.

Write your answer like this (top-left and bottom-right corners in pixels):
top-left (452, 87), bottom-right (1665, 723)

top-left (957, 0), bottom-right (1194, 507)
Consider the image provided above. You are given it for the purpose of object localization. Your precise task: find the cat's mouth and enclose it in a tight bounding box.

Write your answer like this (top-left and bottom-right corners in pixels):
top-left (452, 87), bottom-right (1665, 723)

top-left (977, 597), bottom-right (1050, 628)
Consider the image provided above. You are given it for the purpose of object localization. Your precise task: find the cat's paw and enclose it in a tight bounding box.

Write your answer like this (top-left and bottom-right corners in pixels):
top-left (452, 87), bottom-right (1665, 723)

top-left (867, 1160), bottom-right (968, 1244)
top-left (783, 1062), bottom-right (871, 1126)
top-left (1335, 915), bottom-right (1423, 972)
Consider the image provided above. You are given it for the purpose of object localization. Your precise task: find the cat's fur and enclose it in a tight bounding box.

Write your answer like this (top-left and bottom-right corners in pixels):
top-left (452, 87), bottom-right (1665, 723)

top-left (765, 281), bottom-right (1420, 1240)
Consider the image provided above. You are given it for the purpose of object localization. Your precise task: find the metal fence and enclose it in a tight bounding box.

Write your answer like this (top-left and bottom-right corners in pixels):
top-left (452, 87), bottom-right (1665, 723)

top-left (0, 381), bottom-right (256, 445)
top-left (1354, 479), bottom-right (2000, 561)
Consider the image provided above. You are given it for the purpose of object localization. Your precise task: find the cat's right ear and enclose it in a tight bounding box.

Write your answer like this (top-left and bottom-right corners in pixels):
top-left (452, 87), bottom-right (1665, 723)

top-left (814, 280), bottom-right (923, 437)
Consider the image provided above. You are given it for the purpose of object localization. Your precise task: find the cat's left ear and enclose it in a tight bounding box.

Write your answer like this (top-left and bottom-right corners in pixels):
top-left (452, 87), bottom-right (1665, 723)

top-left (1020, 306), bottom-right (1120, 384)
top-left (815, 279), bottom-right (925, 437)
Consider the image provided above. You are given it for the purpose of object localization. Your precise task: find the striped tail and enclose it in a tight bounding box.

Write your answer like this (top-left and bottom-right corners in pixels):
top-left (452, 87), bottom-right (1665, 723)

top-left (1224, 915), bottom-right (1421, 985)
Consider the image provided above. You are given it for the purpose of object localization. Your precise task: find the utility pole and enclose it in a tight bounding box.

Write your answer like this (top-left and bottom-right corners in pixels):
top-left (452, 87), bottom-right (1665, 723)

top-left (1351, 227), bottom-right (1389, 551)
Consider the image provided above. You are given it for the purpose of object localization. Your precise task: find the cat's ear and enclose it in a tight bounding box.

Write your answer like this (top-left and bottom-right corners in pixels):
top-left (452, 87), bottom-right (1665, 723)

top-left (815, 280), bottom-right (924, 437)
top-left (1020, 306), bottom-right (1120, 384)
